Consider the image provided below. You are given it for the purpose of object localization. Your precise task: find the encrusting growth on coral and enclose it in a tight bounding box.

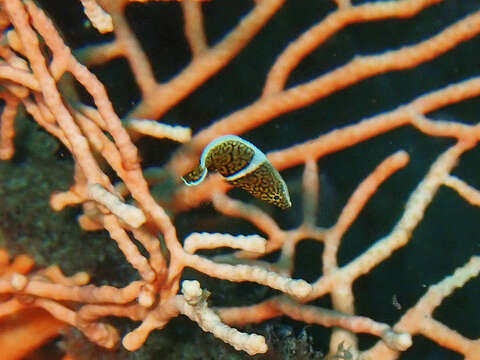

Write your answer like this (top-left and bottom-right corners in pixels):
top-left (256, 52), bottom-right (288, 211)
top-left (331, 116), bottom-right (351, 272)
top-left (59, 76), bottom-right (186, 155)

top-left (0, 0), bottom-right (480, 358)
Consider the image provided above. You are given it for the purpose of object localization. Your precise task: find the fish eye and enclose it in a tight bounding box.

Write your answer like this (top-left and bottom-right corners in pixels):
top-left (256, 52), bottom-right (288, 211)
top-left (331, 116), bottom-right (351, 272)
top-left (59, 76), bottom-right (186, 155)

top-left (273, 195), bottom-right (280, 200)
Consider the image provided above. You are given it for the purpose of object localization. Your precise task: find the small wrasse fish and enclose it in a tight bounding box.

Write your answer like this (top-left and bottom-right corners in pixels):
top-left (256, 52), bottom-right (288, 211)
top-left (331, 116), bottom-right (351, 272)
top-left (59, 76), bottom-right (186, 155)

top-left (182, 135), bottom-right (291, 209)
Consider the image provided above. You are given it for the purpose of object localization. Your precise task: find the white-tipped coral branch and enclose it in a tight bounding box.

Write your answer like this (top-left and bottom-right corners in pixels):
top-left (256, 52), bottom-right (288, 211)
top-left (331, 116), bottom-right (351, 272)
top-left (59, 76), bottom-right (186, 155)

top-left (88, 184), bottom-right (146, 228)
top-left (127, 119), bottom-right (192, 143)
top-left (444, 175), bottom-right (480, 207)
top-left (182, 253), bottom-right (312, 299)
top-left (79, 0), bottom-right (113, 33)
top-left (178, 280), bottom-right (268, 355)
top-left (184, 232), bottom-right (267, 254)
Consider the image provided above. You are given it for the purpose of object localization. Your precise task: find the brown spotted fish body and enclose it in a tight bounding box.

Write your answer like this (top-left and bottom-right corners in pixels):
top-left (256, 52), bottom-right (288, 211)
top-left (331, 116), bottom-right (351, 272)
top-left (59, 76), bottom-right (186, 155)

top-left (182, 135), bottom-right (291, 209)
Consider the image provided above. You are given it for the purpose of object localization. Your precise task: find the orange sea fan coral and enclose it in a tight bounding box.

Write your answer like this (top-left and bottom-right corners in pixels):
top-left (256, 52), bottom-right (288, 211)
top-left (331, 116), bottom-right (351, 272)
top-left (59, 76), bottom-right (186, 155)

top-left (1, 0), bottom-right (480, 359)
top-left (0, 250), bottom-right (83, 360)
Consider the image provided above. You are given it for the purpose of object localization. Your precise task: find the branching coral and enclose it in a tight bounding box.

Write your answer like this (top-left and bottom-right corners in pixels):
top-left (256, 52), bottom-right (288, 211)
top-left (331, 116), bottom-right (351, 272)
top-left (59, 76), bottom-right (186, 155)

top-left (0, 0), bottom-right (479, 359)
